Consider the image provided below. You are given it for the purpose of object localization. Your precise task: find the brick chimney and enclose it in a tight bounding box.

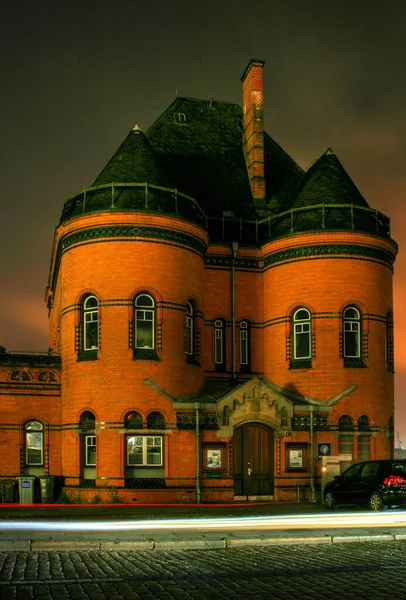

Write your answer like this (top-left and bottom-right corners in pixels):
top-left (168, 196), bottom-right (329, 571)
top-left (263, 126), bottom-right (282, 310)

top-left (241, 59), bottom-right (266, 209)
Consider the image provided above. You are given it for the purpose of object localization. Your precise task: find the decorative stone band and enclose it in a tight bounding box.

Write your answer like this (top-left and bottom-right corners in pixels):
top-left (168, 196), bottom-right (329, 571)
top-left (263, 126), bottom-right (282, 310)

top-left (50, 225), bottom-right (207, 293)
top-left (263, 243), bottom-right (396, 271)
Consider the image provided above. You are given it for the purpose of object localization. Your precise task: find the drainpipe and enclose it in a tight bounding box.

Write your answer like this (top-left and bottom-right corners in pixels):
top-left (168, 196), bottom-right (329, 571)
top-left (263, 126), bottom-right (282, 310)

top-left (309, 405), bottom-right (316, 502)
top-left (231, 241), bottom-right (239, 382)
top-left (194, 402), bottom-right (201, 503)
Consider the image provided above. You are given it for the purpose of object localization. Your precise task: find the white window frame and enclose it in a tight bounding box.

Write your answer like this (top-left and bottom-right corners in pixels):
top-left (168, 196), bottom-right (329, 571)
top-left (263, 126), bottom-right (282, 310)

top-left (215, 319), bottom-right (224, 364)
top-left (127, 435), bottom-right (163, 466)
top-left (343, 306), bottom-right (361, 358)
top-left (25, 421), bottom-right (43, 465)
top-left (185, 302), bottom-right (194, 355)
top-left (135, 294), bottom-right (155, 349)
top-left (293, 308), bottom-right (311, 359)
top-left (83, 295), bottom-right (99, 350)
top-left (85, 435), bottom-right (96, 466)
top-left (240, 320), bottom-right (248, 365)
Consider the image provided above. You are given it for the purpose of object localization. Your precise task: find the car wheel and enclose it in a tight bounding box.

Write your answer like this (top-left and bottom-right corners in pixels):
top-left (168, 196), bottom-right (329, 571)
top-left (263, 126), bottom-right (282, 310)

top-left (369, 491), bottom-right (384, 511)
top-left (325, 491), bottom-right (336, 509)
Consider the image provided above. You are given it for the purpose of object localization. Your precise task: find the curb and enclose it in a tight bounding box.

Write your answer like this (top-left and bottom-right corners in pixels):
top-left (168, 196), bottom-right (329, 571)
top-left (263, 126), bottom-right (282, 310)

top-left (0, 533), bottom-right (400, 552)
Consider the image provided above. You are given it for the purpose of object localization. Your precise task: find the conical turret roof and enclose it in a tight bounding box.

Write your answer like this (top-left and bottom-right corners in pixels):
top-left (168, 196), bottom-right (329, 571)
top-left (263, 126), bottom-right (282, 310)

top-left (93, 125), bottom-right (168, 187)
top-left (292, 148), bottom-right (368, 209)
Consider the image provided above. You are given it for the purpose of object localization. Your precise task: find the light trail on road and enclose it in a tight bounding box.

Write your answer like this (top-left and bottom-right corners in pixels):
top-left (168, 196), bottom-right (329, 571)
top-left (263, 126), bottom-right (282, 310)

top-left (2, 511), bottom-right (406, 532)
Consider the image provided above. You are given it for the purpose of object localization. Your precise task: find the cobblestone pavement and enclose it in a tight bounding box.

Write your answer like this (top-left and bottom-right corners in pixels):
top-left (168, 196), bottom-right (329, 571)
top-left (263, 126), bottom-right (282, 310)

top-left (1, 541), bottom-right (406, 599)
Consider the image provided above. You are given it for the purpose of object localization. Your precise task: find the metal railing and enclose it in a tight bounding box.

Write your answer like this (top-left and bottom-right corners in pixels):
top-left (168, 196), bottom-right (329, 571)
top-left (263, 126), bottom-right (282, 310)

top-left (60, 182), bottom-right (392, 243)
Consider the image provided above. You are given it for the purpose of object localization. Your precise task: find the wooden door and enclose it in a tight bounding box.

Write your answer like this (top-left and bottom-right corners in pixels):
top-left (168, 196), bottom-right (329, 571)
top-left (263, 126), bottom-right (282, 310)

top-left (233, 423), bottom-right (273, 498)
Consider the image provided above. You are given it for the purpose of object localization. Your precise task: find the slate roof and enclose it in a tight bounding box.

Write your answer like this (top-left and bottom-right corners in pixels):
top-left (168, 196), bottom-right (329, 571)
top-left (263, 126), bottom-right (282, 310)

top-left (59, 95), bottom-right (392, 243)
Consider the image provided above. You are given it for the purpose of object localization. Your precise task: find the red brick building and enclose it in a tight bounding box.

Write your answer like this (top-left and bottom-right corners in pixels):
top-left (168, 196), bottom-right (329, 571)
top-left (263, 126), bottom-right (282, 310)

top-left (0, 59), bottom-right (397, 503)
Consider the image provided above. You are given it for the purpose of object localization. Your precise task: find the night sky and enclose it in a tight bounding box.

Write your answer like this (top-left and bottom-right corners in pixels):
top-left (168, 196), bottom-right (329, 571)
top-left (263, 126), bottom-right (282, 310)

top-left (1, 1), bottom-right (405, 437)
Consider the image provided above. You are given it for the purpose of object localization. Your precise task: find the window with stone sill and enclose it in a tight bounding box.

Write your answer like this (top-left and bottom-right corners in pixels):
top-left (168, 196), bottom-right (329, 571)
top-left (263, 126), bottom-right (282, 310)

top-left (185, 301), bottom-right (200, 365)
top-left (342, 306), bottom-right (366, 368)
top-left (77, 295), bottom-right (99, 362)
top-left (289, 308), bottom-right (312, 369)
top-left (25, 421), bottom-right (43, 466)
top-left (240, 320), bottom-right (251, 372)
top-left (133, 293), bottom-right (159, 361)
top-left (127, 435), bottom-right (163, 466)
top-left (214, 319), bottom-right (226, 371)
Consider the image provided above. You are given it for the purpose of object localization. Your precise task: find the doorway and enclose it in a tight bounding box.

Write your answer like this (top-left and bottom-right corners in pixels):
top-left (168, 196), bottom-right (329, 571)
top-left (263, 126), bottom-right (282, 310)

top-left (233, 423), bottom-right (273, 499)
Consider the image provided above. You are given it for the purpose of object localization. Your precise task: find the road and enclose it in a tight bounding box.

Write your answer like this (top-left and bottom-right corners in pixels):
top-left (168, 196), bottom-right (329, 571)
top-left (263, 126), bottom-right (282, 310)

top-left (1, 541), bottom-right (406, 599)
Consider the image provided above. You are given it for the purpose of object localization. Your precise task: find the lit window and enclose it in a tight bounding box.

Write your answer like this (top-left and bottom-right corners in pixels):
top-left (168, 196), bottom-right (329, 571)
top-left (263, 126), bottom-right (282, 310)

top-left (25, 421), bottom-right (43, 465)
top-left (83, 295), bottom-right (99, 350)
top-left (343, 306), bottom-right (361, 358)
top-left (185, 302), bottom-right (194, 355)
top-left (215, 319), bottom-right (225, 365)
top-left (85, 435), bottom-right (96, 466)
top-left (127, 436), bottom-right (163, 466)
top-left (293, 308), bottom-right (311, 359)
top-left (135, 294), bottom-right (155, 349)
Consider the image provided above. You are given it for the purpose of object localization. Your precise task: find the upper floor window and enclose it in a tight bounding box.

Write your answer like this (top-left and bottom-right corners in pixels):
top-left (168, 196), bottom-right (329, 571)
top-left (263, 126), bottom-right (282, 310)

top-left (343, 306), bottom-right (361, 358)
top-left (215, 319), bottom-right (225, 369)
top-left (83, 295), bottom-right (99, 350)
top-left (11, 370), bottom-right (30, 381)
top-left (25, 421), bottom-right (43, 465)
top-left (240, 320), bottom-right (250, 369)
top-left (185, 302), bottom-right (194, 355)
top-left (222, 406), bottom-right (230, 427)
top-left (147, 411), bottom-right (165, 430)
top-left (135, 294), bottom-right (155, 349)
top-left (293, 308), bottom-right (311, 359)
top-left (125, 411), bottom-right (143, 429)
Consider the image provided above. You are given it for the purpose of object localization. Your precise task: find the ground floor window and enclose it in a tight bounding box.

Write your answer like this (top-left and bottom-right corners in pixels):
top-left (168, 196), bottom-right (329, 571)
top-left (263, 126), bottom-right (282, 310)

top-left (127, 436), bottom-right (162, 466)
top-left (25, 421), bottom-right (43, 465)
top-left (85, 435), bottom-right (96, 466)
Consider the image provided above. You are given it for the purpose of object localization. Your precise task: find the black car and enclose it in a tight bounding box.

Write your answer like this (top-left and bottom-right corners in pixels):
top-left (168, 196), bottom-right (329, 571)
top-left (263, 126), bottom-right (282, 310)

top-left (324, 459), bottom-right (406, 511)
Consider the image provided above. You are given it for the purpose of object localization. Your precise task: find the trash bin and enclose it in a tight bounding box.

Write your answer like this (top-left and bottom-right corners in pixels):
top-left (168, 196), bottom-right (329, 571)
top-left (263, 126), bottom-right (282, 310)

top-left (18, 476), bottom-right (36, 504)
top-left (1, 480), bottom-right (16, 503)
top-left (39, 476), bottom-right (55, 503)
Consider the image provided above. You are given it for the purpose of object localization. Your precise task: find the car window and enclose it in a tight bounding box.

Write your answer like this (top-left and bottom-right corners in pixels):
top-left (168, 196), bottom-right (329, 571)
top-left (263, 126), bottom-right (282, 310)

top-left (392, 463), bottom-right (406, 476)
top-left (342, 463), bottom-right (363, 480)
top-left (361, 462), bottom-right (380, 478)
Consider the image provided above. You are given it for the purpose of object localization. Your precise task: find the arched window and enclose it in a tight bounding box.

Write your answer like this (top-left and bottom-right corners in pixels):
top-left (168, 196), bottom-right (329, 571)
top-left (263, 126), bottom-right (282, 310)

top-left (83, 295), bottom-right (99, 351)
top-left (343, 306), bottom-right (361, 358)
top-left (338, 414), bottom-right (354, 472)
top-left (185, 301), bottom-right (194, 356)
top-left (223, 406), bottom-right (230, 426)
top-left (11, 370), bottom-right (30, 381)
top-left (358, 415), bottom-right (371, 432)
top-left (147, 411), bottom-right (165, 430)
top-left (125, 412), bottom-right (143, 429)
top-left (240, 320), bottom-right (250, 369)
top-left (293, 308), bottom-right (311, 359)
top-left (215, 319), bottom-right (225, 368)
top-left (25, 421), bottom-right (43, 465)
top-left (135, 294), bottom-right (155, 349)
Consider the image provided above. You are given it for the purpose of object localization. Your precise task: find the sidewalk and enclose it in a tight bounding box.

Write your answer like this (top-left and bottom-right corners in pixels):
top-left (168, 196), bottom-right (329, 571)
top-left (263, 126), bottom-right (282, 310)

top-left (1, 502), bottom-right (406, 552)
